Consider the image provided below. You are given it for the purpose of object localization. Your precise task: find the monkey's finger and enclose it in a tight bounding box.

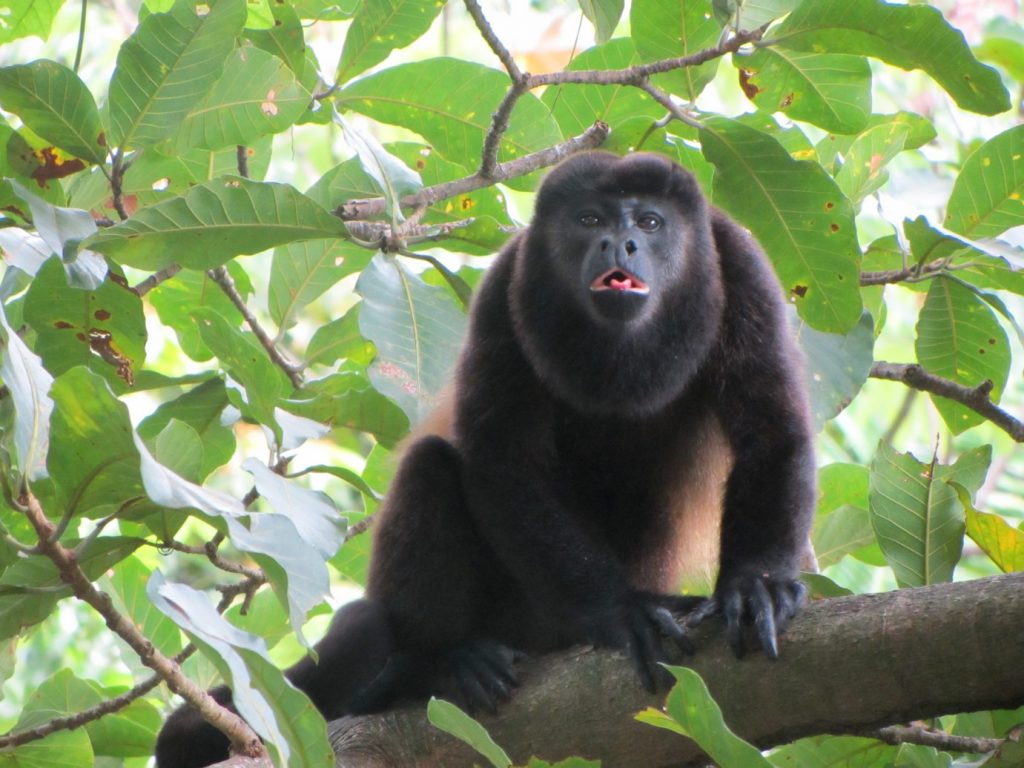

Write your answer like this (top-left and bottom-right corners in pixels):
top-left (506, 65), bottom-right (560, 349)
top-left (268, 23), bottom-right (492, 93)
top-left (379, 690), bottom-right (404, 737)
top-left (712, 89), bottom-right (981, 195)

top-left (646, 605), bottom-right (694, 655)
top-left (684, 597), bottom-right (719, 628)
top-left (768, 580), bottom-right (804, 632)
top-left (751, 579), bottom-right (779, 660)
top-left (722, 589), bottom-right (746, 658)
top-left (463, 650), bottom-right (513, 702)
top-left (625, 629), bottom-right (660, 694)
top-left (455, 667), bottom-right (500, 715)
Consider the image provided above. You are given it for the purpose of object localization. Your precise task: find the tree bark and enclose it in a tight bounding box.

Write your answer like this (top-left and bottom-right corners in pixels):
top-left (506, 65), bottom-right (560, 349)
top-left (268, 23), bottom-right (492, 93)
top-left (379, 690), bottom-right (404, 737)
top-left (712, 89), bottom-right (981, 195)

top-left (210, 573), bottom-right (1024, 768)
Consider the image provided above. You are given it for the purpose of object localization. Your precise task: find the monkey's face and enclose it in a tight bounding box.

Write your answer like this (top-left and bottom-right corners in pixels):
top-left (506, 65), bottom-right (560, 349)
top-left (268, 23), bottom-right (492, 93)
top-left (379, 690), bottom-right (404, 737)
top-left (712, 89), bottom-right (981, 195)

top-left (565, 196), bottom-right (689, 324)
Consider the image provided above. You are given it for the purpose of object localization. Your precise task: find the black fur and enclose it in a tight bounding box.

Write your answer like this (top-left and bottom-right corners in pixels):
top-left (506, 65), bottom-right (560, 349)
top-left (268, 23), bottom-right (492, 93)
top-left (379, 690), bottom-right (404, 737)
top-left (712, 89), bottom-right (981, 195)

top-left (155, 152), bottom-right (815, 767)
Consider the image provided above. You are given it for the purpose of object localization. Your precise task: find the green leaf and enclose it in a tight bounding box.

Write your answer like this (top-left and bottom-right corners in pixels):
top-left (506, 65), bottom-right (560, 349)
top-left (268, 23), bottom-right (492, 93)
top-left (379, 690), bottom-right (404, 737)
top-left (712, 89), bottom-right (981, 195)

top-left (153, 419), bottom-right (204, 482)
top-left (306, 304), bottom-right (376, 367)
top-left (427, 698), bottom-right (511, 768)
top-left (0, 61), bottom-right (106, 164)
top-left (336, 0), bottom-right (447, 83)
top-left (945, 125), bottom-right (1024, 239)
top-left (337, 112), bottom-right (423, 222)
top-left (700, 116), bottom-right (862, 332)
top-left (769, 735), bottom-right (897, 767)
top-left (833, 121), bottom-right (911, 204)
top-left (336, 58), bottom-right (561, 189)
top-left (976, 18), bottom-right (1024, 83)
top-left (0, 0), bottom-right (62, 43)
top-left (284, 370), bottom-right (410, 448)
top-left (108, 0), bottom-right (247, 149)
top-left (176, 46), bottom-right (312, 150)
top-left (914, 277), bottom-right (1011, 433)
top-left (814, 463), bottom-right (873, 568)
top-left (772, 0), bottom-right (1011, 116)
top-left (643, 665), bottom-right (774, 768)
top-left (148, 572), bottom-right (334, 767)
top-left (868, 443), bottom-right (991, 587)
top-left (728, 0), bottom-right (799, 31)
top-left (137, 378), bottom-right (237, 480)
top-left (796, 311), bottom-right (874, 429)
top-left (247, 0), bottom-right (306, 77)
top-left (356, 254), bottom-right (466, 423)
top-left (956, 483), bottom-right (1024, 573)
top-left (23, 260), bottom-right (146, 391)
top-left (10, 180), bottom-right (107, 289)
top-left (46, 367), bottom-right (145, 519)
top-left (0, 304), bottom-right (53, 482)
top-left (107, 555), bottom-right (183, 657)
top-left (579, 0), bottom-right (623, 44)
top-left (0, 537), bottom-right (141, 641)
top-left (269, 239), bottom-right (372, 331)
top-left (631, 0), bottom-right (720, 102)
top-left (736, 48), bottom-right (870, 134)
top-left (542, 39), bottom-right (664, 138)
top-left (192, 308), bottom-right (291, 429)
top-left (84, 177), bottom-right (349, 271)
top-left (816, 112), bottom-right (936, 171)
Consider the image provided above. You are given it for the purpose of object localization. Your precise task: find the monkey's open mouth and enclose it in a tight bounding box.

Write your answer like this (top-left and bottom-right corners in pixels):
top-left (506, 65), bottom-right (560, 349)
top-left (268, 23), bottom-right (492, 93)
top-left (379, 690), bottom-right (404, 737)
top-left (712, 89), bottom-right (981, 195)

top-left (590, 268), bottom-right (650, 295)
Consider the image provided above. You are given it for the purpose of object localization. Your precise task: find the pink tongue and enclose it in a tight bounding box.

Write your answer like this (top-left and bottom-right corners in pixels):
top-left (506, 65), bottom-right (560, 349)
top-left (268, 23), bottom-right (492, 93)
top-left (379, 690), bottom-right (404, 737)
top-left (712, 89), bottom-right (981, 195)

top-left (609, 277), bottom-right (633, 291)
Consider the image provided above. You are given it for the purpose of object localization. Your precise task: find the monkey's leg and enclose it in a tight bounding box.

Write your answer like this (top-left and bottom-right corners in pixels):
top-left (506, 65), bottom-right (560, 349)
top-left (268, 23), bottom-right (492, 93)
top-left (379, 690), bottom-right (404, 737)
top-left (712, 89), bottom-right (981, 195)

top-left (357, 435), bottom-right (521, 714)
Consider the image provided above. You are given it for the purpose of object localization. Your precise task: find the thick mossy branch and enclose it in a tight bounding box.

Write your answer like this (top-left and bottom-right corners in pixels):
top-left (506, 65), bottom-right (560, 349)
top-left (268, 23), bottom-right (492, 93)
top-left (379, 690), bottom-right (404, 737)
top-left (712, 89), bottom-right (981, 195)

top-left (203, 573), bottom-right (1024, 768)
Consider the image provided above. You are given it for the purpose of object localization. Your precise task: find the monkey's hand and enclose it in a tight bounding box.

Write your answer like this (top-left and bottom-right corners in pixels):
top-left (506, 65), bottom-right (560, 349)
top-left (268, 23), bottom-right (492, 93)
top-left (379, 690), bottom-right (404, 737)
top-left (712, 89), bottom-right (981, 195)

top-left (584, 592), bottom-right (695, 694)
top-left (687, 572), bottom-right (806, 659)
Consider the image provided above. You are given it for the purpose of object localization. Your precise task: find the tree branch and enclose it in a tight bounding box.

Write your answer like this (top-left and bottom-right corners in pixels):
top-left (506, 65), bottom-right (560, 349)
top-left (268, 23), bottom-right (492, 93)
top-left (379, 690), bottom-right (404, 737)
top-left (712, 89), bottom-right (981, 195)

top-left (16, 489), bottom-right (265, 760)
top-left (870, 361), bottom-right (1024, 442)
top-left (335, 123), bottom-right (610, 221)
top-left (202, 574), bottom-right (1024, 768)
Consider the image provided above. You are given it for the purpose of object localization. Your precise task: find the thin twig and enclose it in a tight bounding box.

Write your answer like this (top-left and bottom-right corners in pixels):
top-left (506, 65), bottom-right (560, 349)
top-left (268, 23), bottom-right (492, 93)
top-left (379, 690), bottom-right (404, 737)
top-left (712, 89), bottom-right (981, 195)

top-left (207, 266), bottom-right (304, 389)
top-left (870, 362), bottom-right (1024, 442)
top-left (637, 81), bottom-right (703, 130)
top-left (874, 724), bottom-right (1001, 754)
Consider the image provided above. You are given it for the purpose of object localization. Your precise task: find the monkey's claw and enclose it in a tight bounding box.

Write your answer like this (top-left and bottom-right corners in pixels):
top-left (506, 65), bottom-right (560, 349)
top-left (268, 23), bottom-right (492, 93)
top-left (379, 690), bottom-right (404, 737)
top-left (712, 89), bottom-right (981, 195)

top-left (687, 575), bottom-right (806, 659)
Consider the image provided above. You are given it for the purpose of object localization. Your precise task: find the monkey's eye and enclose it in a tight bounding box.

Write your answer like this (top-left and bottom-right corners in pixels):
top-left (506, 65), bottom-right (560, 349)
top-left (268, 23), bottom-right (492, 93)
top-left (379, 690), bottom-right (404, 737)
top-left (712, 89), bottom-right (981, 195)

top-left (578, 213), bottom-right (602, 227)
top-left (636, 213), bottom-right (663, 232)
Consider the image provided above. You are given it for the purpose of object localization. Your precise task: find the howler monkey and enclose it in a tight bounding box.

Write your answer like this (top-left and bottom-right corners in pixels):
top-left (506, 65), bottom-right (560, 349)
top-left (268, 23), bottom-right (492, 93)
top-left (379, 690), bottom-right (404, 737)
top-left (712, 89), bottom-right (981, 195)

top-left (156, 151), bottom-right (816, 768)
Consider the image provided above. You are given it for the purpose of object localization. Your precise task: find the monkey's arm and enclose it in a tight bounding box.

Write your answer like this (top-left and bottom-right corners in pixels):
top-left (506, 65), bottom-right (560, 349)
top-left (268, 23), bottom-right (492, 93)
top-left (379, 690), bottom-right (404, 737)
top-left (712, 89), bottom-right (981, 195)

top-left (696, 216), bottom-right (816, 658)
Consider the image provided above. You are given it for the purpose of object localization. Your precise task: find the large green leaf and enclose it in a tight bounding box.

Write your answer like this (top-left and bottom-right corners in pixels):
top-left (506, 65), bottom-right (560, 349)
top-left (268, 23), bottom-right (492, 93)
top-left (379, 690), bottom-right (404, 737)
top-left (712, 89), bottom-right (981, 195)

top-left (631, 0), bottom-right (719, 102)
top-left (336, 58), bottom-right (561, 188)
top-left (176, 46), bottom-right (311, 150)
top-left (0, 0), bottom-right (61, 43)
top-left (813, 464), bottom-right (875, 569)
top-left (335, 0), bottom-right (447, 84)
top-left (356, 254), bottom-right (466, 423)
top-left (0, 60), bottom-right (107, 164)
top-left (306, 305), bottom-right (375, 367)
top-left (945, 125), bottom-right (1024, 238)
top-left (23, 260), bottom-right (147, 391)
top-left (700, 117), bottom-right (862, 333)
top-left (542, 39), bottom-right (664, 138)
top-left (736, 48), bottom-right (870, 135)
top-left (637, 666), bottom-right (773, 767)
top-left (84, 177), bottom-right (348, 271)
top-left (914, 277), bottom-right (1011, 434)
top-left (816, 112), bottom-right (936, 172)
top-left (108, 0), bottom-right (246, 149)
top-left (868, 443), bottom-right (991, 587)
top-left (247, 0), bottom-right (306, 77)
top-left (772, 0), bottom-right (1010, 116)
top-left (46, 367), bottom-right (145, 519)
top-left (148, 572), bottom-right (333, 767)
